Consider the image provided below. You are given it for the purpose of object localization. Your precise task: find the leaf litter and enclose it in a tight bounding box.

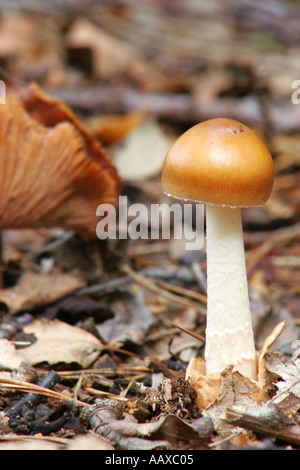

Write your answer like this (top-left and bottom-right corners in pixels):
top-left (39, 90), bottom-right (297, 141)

top-left (0, 0), bottom-right (299, 451)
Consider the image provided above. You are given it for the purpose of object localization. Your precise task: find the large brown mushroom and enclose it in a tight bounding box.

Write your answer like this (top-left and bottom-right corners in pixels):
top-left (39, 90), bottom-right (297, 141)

top-left (0, 83), bottom-right (120, 239)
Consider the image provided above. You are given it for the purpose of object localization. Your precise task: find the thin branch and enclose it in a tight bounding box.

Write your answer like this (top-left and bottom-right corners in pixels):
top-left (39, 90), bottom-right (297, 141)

top-left (226, 404), bottom-right (300, 447)
top-left (122, 265), bottom-right (206, 315)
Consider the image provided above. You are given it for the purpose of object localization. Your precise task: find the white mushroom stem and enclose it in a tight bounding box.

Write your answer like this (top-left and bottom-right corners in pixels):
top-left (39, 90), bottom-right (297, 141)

top-left (204, 204), bottom-right (257, 380)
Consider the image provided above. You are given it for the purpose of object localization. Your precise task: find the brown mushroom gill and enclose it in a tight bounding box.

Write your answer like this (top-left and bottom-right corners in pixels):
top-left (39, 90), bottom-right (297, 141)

top-left (0, 84), bottom-right (120, 239)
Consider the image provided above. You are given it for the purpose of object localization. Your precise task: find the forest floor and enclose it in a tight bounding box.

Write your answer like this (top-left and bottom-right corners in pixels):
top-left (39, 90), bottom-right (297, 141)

top-left (0, 0), bottom-right (299, 451)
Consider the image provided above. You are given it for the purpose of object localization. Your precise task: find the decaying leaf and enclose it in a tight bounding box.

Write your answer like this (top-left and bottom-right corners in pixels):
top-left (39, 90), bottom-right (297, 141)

top-left (96, 289), bottom-right (155, 345)
top-left (225, 402), bottom-right (300, 447)
top-left (66, 18), bottom-right (142, 80)
top-left (186, 321), bottom-right (287, 432)
top-left (0, 271), bottom-right (84, 314)
top-left (106, 412), bottom-right (202, 448)
top-left (113, 116), bottom-right (173, 181)
top-left (81, 397), bottom-right (203, 449)
top-left (257, 320), bottom-right (287, 389)
top-left (18, 318), bottom-right (102, 368)
top-left (65, 17), bottom-right (179, 91)
top-left (264, 356), bottom-right (300, 415)
top-left (85, 111), bottom-right (146, 145)
top-left (0, 339), bottom-right (23, 370)
top-left (186, 357), bottom-right (222, 411)
top-left (66, 433), bottom-right (114, 450)
top-left (0, 438), bottom-right (60, 451)
top-left (201, 367), bottom-right (267, 433)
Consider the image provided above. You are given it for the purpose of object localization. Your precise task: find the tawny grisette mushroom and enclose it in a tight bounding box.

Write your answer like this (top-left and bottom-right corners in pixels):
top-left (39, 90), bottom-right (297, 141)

top-left (162, 118), bottom-right (274, 380)
top-left (0, 83), bottom-right (120, 239)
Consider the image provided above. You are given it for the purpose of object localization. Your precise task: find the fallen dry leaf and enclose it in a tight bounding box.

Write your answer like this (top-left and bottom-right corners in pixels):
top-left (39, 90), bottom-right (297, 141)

top-left (96, 289), bottom-right (155, 345)
top-left (201, 367), bottom-right (266, 434)
top-left (186, 321), bottom-right (287, 433)
top-left (186, 357), bottom-right (222, 411)
top-left (258, 320), bottom-right (287, 388)
top-left (83, 397), bottom-right (202, 449)
top-left (0, 271), bottom-right (84, 314)
top-left (0, 437), bottom-right (60, 451)
top-left (0, 339), bottom-right (23, 370)
top-left (65, 17), bottom-right (176, 91)
top-left (0, 13), bottom-right (65, 86)
top-left (265, 356), bottom-right (300, 415)
top-left (107, 412), bottom-right (201, 448)
top-left (225, 401), bottom-right (300, 447)
top-left (0, 432), bottom-right (114, 451)
top-left (113, 117), bottom-right (173, 181)
top-left (84, 111), bottom-right (146, 145)
top-left (66, 18), bottom-right (139, 80)
top-left (18, 318), bottom-right (102, 368)
top-left (66, 433), bottom-right (114, 450)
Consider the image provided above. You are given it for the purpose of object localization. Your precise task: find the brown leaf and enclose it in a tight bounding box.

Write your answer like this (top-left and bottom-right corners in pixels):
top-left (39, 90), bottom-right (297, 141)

top-left (186, 322), bottom-right (288, 433)
top-left (0, 339), bottom-right (23, 370)
top-left (90, 405), bottom-right (201, 448)
top-left (96, 289), bottom-right (155, 345)
top-left (84, 111), bottom-right (146, 145)
top-left (265, 356), bottom-right (300, 415)
top-left (258, 320), bottom-right (287, 388)
top-left (113, 116), bottom-right (173, 181)
top-left (0, 271), bottom-right (83, 314)
top-left (186, 357), bottom-right (222, 411)
top-left (18, 318), bottom-right (102, 368)
top-left (65, 18), bottom-right (181, 91)
top-left (201, 367), bottom-right (267, 434)
top-left (66, 18), bottom-right (142, 80)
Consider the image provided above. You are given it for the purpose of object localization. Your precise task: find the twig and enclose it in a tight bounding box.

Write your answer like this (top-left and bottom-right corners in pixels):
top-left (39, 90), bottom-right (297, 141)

top-left (208, 429), bottom-right (243, 448)
top-left (0, 433), bottom-right (71, 445)
top-left (157, 280), bottom-right (207, 304)
top-left (245, 241), bottom-right (274, 274)
top-left (244, 222), bottom-right (300, 246)
top-left (122, 265), bottom-right (206, 314)
top-left (169, 321), bottom-right (206, 343)
top-left (268, 378), bottom-right (300, 405)
top-left (1, 376), bottom-right (87, 412)
top-left (47, 86), bottom-right (300, 134)
top-left (84, 388), bottom-right (129, 402)
top-left (75, 275), bottom-right (130, 296)
top-left (226, 404), bottom-right (300, 447)
top-left (4, 371), bottom-right (60, 417)
top-left (57, 366), bottom-right (151, 379)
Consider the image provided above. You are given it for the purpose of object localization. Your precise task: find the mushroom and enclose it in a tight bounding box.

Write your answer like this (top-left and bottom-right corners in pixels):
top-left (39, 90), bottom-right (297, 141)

top-left (162, 118), bottom-right (274, 380)
top-left (0, 83), bottom-right (120, 239)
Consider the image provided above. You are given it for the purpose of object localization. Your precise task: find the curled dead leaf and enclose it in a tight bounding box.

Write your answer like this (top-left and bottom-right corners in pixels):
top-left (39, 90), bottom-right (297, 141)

top-left (85, 111), bottom-right (146, 145)
top-left (0, 271), bottom-right (84, 315)
top-left (186, 321), bottom-right (287, 431)
top-left (0, 339), bottom-right (23, 370)
top-left (18, 318), bottom-right (102, 368)
top-left (113, 116), bottom-right (173, 181)
top-left (186, 357), bottom-right (222, 411)
top-left (258, 320), bottom-right (287, 389)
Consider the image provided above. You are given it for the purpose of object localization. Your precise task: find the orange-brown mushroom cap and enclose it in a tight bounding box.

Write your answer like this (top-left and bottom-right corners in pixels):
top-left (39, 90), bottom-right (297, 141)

top-left (0, 83), bottom-right (121, 239)
top-left (162, 118), bottom-right (274, 208)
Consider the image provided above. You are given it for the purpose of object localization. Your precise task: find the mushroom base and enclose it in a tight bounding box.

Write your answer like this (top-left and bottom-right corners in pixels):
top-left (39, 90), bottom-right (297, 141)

top-left (204, 205), bottom-right (257, 380)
